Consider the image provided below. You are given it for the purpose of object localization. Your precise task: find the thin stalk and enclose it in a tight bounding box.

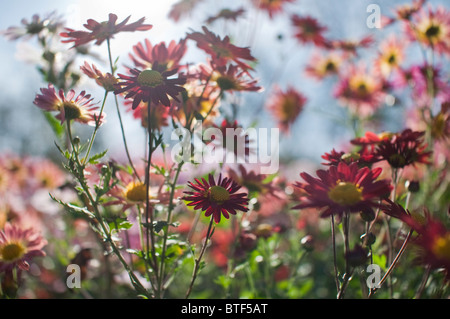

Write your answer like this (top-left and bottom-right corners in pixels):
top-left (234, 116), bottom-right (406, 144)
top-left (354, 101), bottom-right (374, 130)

top-left (158, 160), bottom-right (185, 296)
top-left (368, 228), bottom-right (413, 298)
top-left (83, 90), bottom-right (109, 164)
top-left (331, 214), bottom-right (340, 294)
top-left (106, 38), bottom-right (140, 181)
top-left (186, 216), bottom-right (215, 299)
top-left (337, 212), bottom-right (352, 299)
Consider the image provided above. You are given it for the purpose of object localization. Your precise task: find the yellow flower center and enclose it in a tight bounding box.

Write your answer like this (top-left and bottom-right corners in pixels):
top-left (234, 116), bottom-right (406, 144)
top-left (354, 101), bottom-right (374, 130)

top-left (281, 96), bottom-right (299, 120)
top-left (432, 233), bottom-right (450, 261)
top-left (0, 242), bottom-right (26, 262)
top-left (328, 181), bottom-right (363, 206)
top-left (124, 182), bottom-right (147, 202)
top-left (208, 186), bottom-right (230, 205)
top-left (137, 69), bottom-right (164, 88)
top-left (63, 101), bottom-right (82, 120)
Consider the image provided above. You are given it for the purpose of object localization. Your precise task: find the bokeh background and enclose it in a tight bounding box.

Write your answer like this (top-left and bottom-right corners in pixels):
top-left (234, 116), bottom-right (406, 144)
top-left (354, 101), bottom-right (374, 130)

top-left (0, 0), bottom-right (448, 165)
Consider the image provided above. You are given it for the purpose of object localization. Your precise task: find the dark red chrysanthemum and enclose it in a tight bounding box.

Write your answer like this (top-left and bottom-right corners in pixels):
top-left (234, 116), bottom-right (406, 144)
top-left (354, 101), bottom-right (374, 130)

top-left (60, 13), bottom-right (152, 47)
top-left (182, 174), bottom-right (249, 223)
top-left (186, 26), bottom-right (257, 71)
top-left (291, 14), bottom-right (328, 47)
top-left (381, 200), bottom-right (450, 280)
top-left (293, 162), bottom-right (392, 218)
top-left (114, 66), bottom-right (186, 109)
top-left (351, 129), bottom-right (432, 168)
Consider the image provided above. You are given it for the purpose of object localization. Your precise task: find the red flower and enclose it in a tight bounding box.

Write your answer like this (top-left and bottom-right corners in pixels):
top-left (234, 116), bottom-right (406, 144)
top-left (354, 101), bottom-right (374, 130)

top-left (114, 66), bottom-right (186, 109)
top-left (187, 26), bottom-right (257, 71)
top-left (205, 8), bottom-right (246, 24)
top-left (60, 13), bottom-right (152, 47)
top-left (381, 201), bottom-right (450, 280)
top-left (252, 0), bottom-right (295, 19)
top-left (168, 0), bottom-right (204, 22)
top-left (291, 14), bottom-right (328, 47)
top-left (266, 85), bottom-right (307, 134)
top-left (80, 61), bottom-right (117, 91)
top-left (182, 174), bottom-right (249, 223)
top-left (129, 38), bottom-right (187, 72)
top-left (293, 162), bottom-right (392, 218)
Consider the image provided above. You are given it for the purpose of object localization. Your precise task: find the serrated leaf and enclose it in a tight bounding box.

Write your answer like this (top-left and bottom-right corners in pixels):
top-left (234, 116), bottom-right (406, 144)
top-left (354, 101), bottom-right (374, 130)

top-left (88, 149), bottom-right (108, 164)
top-left (49, 193), bottom-right (95, 219)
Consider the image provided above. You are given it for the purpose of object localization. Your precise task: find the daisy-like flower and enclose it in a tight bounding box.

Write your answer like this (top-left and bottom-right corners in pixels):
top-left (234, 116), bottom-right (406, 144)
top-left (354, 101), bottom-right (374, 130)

top-left (381, 200), bottom-right (450, 280)
top-left (80, 61), bottom-right (117, 91)
top-left (33, 84), bottom-right (104, 126)
top-left (374, 35), bottom-right (406, 78)
top-left (293, 162), bottom-right (392, 218)
top-left (1, 11), bottom-right (64, 41)
top-left (304, 51), bottom-right (342, 80)
top-left (374, 129), bottom-right (432, 169)
top-left (205, 8), bottom-right (246, 24)
top-left (266, 85), bottom-right (307, 134)
top-left (60, 13), bottom-right (152, 47)
top-left (182, 173), bottom-right (249, 223)
top-left (333, 63), bottom-right (387, 117)
top-left (195, 62), bottom-right (261, 94)
top-left (330, 35), bottom-right (374, 56)
top-left (0, 223), bottom-right (47, 273)
top-left (290, 14), bottom-right (328, 47)
top-left (406, 5), bottom-right (450, 55)
top-left (129, 38), bottom-right (188, 72)
top-left (168, 0), bottom-right (204, 22)
top-left (394, 0), bottom-right (425, 21)
top-left (186, 26), bottom-right (257, 72)
top-left (252, 0), bottom-right (294, 19)
top-left (114, 66), bottom-right (186, 110)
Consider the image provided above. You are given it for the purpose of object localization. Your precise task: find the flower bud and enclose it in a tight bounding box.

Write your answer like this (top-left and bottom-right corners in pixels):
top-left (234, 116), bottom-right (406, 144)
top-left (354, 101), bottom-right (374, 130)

top-left (360, 207), bottom-right (376, 222)
top-left (301, 235), bottom-right (314, 252)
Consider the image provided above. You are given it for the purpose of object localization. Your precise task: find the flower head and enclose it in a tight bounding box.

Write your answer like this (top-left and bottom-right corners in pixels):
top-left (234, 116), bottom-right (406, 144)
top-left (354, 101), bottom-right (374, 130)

top-left (374, 35), bottom-right (406, 78)
top-left (0, 223), bottom-right (47, 273)
top-left (168, 0), bottom-right (204, 22)
top-left (205, 8), bottom-right (246, 24)
top-left (252, 0), bottom-right (294, 19)
top-left (80, 61), bottom-right (117, 91)
top-left (266, 85), bottom-right (307, 133)
top-left (293, 162), bottom-right (392, 218)
top-left (33, 84), bottom-right (103, 125)
top-left (291, 15), bottom-right (328, 47)
top-left (407, 5), bottom-right (450, 55)
top-left (60, 13), bottom-right (152, 47)
top-left (374, 129), bottom-right (432, 168)
top-left (304, 51), bottom-right (342, 80)
top-left (182, 173), bottom-right (249, 223)
top-left (187, 26), bottom-right (257, 71)
top-left (1, 11), bottom-right (64, 41)
top-left (114, 66), bottom-right (186, 109)
top-left (129, 38), bottom-right (188, 72)
top-left (333, 63), bottom-right (387, 117)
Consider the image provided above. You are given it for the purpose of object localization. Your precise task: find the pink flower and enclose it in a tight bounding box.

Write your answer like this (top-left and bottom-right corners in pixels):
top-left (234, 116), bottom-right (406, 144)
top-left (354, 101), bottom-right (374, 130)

top-left (33, 84), bottom-right (104, 126)
top-left (0, 223), bottom-right (47, 273)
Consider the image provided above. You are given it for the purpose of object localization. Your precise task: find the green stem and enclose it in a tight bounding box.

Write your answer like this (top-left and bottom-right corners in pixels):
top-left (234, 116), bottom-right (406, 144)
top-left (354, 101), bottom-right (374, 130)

top-left (106, 38), bottom-right (140, 182)
top-left (186, 216), bottom-right (215, 299)
top-left (83, 90), bottom-right (109, 164)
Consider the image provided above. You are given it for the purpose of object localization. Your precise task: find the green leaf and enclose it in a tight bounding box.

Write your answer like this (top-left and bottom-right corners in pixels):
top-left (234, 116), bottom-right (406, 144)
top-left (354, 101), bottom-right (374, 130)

top-left (49, 193), bottom-right (95, 219)
top-left (108, 217), bottom-right (133, 231)
top-left (88, 149), bottom-right (108, 164)
top-left (43, 111), bottom-right (64, 138)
